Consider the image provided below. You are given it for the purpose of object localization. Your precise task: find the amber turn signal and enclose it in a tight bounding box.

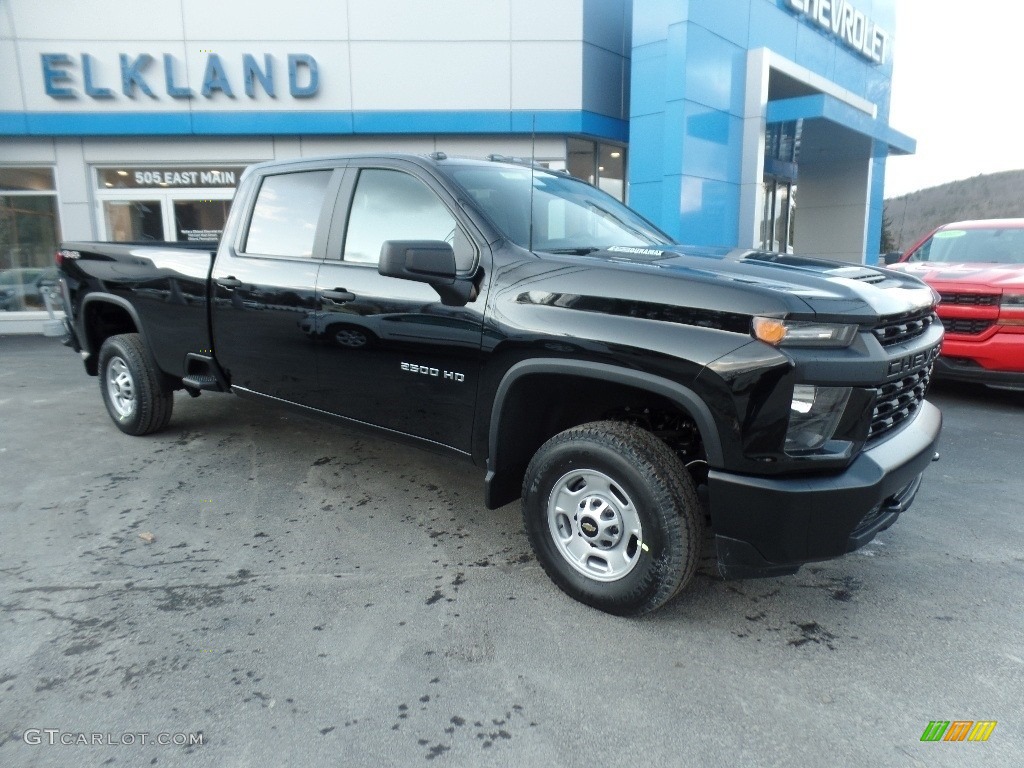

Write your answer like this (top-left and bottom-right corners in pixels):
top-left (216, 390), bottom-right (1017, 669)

top-left (752, 317), bottom-right (787, 345)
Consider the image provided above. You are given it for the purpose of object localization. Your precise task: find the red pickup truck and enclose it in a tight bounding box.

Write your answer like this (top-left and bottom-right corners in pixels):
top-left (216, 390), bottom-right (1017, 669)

top-left (889, 219), bottom-right (1024, 389)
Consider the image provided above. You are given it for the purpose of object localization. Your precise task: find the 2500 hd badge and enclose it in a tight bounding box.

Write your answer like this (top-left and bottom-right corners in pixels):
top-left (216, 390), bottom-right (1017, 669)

top-left (401, 362), bottom-right (465, 382)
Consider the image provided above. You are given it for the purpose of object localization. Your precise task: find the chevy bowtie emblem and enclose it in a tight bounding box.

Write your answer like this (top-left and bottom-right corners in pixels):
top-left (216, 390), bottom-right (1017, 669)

top-left (581, 521), bottom-right (597, 534)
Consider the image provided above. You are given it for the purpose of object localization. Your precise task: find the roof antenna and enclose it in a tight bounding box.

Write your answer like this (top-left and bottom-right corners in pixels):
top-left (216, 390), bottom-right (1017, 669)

top-left (529, 114), bottom-right (536, 254)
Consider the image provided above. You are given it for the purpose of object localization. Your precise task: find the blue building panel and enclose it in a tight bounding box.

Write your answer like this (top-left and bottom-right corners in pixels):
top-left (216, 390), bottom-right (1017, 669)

top-left (682, 101), bottom-right (743, 184)
top-left (660, 100), bottom-right (688, 177)
top-left (792, 21), bottom-right (837, 82)
top-left (663, 23), bottom-right (690, 103)
top-left (749, 1), bottom-right (798, 60)
top-left (1, 109), bottom-right (629, 143)
top-left (629, 42), bottom-right (669, 117)
top-left (682, 24), bottom-right (745, 115)
top-left (632, 0), bottom-right (690, 47)
top-left (626, 114), bottom-right (665, 184)
top-left (687, 0), bottom-right (751, 48)
top-left (628, 180), bottom-right (666, 227)
top-left (677, 176), bottom-right (740, 246)
top-left (629, 0), bottom-right (907, 262)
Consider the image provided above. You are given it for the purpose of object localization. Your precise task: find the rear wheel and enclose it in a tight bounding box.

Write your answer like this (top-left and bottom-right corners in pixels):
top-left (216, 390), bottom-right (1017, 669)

top-left (98, 333), bottom-right (173, 435)
top-left (522, 420), bottom-right (703, 615)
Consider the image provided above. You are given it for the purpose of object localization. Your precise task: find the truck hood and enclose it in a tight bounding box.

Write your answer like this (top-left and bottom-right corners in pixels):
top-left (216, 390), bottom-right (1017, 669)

top-left (541, 245), bottom-right (937, 322)
top-left (889, 261), bottom-right (1024, 291)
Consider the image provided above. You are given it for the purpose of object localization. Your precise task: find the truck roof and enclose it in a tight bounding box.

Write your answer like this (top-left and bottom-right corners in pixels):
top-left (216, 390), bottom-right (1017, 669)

top-left (242, 152), bottom-right (564, 180)
top-left (936, 218), bottom-right (1024, 230)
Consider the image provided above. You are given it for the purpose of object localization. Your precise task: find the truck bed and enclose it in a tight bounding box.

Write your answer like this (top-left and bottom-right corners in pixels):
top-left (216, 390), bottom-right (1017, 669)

top-left (59, 241), bottom-right (216, 378)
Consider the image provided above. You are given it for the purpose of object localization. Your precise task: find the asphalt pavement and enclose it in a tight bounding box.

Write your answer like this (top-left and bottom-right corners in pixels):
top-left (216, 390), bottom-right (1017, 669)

top-left (1, 335), bottom-right (1021, 767)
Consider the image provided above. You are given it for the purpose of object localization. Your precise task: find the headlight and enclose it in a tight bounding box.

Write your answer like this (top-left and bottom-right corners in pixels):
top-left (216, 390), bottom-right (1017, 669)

top-left (1001, 293), bottom-right (1024, 308)
top-left (752, 316), bottom-right (858, 348)
top-left (785, 385), bottom-right (852, 454)
top-left (1000, 293), bottom-right (1024, 326)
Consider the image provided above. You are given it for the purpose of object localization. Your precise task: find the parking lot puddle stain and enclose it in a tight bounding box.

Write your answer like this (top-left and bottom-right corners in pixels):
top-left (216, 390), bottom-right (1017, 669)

top-left (788, 621), bottom-right (838, 650)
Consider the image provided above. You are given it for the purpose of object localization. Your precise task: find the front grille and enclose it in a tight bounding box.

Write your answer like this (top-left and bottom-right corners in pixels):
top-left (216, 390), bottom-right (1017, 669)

top-left (869, 353), bottom-right (936, 441)
top-left (938, 292), bottom-right (999, 306)
top-left (871, 310), bottom-right (937, 347)
top-left (939, 318), bottom-right (994, 335)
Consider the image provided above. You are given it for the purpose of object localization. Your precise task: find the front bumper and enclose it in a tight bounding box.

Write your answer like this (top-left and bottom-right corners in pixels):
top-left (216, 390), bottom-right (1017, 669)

top-left (708, 400), bottom-right (941, 579)
top-left (934, 354), bottom-right (1024, 388)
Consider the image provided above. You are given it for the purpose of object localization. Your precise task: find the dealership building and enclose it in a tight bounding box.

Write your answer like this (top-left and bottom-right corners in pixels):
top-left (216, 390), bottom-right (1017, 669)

top-left (0, 0), bottom-right (912, 330)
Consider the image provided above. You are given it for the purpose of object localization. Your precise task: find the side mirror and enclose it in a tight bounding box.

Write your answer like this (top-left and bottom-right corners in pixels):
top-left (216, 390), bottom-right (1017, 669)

top-left (378, 240), bottom-right (474, 306)
top-left (883, 251), bottom-right (903, 265)
top-left (379, 240), bottom-right (457, 284)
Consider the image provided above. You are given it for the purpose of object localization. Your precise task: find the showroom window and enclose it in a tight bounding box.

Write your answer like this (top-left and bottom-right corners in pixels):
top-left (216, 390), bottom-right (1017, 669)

top-left (566, 139), bottom-right (627, 201)
top-left (0, 167), bottom-right (61, 312)
top-left (96, 165), bottom-right (244, 243)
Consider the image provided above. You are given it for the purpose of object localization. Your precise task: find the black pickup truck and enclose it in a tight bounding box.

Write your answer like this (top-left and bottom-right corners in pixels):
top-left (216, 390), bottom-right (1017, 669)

top-left (56, 153), bottom-right (942, 615)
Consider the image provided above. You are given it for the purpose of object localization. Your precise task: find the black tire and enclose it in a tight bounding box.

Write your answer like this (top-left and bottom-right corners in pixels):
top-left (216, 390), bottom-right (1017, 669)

top-left (522, 420), bottom-right (703, 616)
top-left (97, 333), bottom-right (174, 436)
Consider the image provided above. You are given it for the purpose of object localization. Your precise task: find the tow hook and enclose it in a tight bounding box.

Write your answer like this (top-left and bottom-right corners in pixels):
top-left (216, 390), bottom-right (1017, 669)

top-left (932, 452), bottom-right (941, 462)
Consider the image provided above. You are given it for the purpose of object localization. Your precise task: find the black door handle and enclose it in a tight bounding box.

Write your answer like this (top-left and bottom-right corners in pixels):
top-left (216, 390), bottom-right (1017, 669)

top-left (216, 276), bottom-right (242, 288)
top-left (321, 288), bottom-right (356, 303)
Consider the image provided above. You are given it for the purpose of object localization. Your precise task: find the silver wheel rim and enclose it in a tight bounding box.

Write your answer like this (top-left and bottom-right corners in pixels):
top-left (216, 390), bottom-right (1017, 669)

top-left (335, 329), bottom-right (367, 348)
top-left (106, 356), bottom-right (136, 419)
top-left (546, 469), bottom-right (643, 582)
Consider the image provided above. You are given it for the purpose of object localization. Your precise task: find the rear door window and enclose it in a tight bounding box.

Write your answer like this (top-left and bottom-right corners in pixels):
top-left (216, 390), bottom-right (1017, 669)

top-left (243, 170), bottom-right (333, 257)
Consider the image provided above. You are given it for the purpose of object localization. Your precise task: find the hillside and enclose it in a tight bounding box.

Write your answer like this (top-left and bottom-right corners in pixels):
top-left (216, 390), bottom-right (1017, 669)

top-left (884, 169), bottom-right (1024, 252)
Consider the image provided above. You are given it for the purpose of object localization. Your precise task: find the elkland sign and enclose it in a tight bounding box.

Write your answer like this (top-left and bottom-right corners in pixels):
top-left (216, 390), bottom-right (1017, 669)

top-left (786, 0), bottom-right (889, 65)
top-left (41, 52), bottom-right (320, 100)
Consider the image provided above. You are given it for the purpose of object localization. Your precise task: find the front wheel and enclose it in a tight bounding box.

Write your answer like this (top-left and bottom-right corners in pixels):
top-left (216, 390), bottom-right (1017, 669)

top-left (98, 333), bottom-right (174, 435)
top-left (522, 421), bottom-right (703, 616)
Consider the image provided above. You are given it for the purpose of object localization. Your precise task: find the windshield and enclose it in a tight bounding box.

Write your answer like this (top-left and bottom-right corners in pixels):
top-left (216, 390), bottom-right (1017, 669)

top-left (443, 164), bottom-right (673, 252)
top-left (911, 227), bottom-right (1024, 264)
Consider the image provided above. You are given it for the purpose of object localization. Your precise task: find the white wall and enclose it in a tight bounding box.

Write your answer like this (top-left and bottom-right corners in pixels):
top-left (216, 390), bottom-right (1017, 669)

top-left (3, 0), bottom-right (629, 119)
top-left (792, 122), bottom-right (871, 263)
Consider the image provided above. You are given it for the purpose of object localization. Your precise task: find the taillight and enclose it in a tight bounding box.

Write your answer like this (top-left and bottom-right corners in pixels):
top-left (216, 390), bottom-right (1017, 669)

top-left (55, 249), bottom-right (63, 266)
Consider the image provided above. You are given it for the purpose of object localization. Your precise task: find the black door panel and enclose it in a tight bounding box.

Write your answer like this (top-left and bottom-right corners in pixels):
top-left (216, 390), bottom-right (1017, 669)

top-left (311, 264), bottom-right (483, 450)
top-left (311, 164), bottom-right (487, 451)
top-left (210, 167), bottom-right (339, 401)
top-left (211, 256), bottom-right (321, 400)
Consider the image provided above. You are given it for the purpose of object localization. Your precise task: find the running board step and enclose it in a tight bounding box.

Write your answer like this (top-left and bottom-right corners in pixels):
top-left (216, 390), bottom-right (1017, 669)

top-left (181, 374), bottom-right (223, 391)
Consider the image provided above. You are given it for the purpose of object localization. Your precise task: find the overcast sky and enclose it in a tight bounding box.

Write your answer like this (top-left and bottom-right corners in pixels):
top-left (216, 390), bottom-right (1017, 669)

top-left (885, 0), bottom-right (1024, 197)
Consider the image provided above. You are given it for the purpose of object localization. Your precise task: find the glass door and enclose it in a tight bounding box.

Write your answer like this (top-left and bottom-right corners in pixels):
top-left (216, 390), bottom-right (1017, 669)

top-left (761, 179), bottom-right (795, 253)
top-left (171, 194), bottom-right (232, 243)
top-left (102, 197), bottom-right (164, 242)
top-left (95, 165), bottom-right (243, 243)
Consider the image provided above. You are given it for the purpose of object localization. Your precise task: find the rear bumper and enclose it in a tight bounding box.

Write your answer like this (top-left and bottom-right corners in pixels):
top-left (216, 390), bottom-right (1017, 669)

top-left (708, 401), bottom-right (942, 579)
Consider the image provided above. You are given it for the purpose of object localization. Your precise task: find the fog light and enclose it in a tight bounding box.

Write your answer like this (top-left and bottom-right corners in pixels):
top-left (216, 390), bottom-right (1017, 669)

top-left (785, 385), bottom-right (852, 454)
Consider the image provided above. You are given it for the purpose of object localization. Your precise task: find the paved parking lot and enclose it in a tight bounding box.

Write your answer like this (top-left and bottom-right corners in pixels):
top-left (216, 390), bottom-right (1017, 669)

top-left (1, 335), bottom-right (1021, 767)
